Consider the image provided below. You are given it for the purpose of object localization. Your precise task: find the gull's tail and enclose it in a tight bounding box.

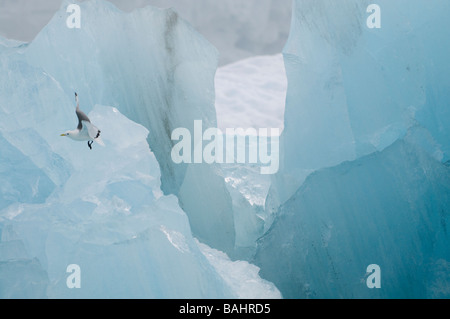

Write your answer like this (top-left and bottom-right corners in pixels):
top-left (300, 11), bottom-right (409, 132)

top-left (95, 136), bottom-right (105, 147)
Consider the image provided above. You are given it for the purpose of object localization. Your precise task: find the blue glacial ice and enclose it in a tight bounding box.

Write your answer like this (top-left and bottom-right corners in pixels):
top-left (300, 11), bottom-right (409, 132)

top-left (257, 138), bottom-right (450, 298)
top-left (21, 0), bottom-right (240, 253)
top-left (0, 97), bottom-right (279, 299)
top-left (0, 104), bottom-right (228, 298)
top-left (1, 0), bottom-right (450, 299)
top-left (256, 0), bottom-right (450, 298)
top-left (271, 0), bottom-right (450, 205)
top-left (0, 0), bottom-right (280, 298)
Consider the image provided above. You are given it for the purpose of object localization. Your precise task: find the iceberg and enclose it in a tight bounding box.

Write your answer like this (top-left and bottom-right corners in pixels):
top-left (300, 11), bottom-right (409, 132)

top-left (0, 103), bottom-right (234, 298)
top-left (0, 0), bottom-right (280, 298)
top-left (257, 138), bottom-right (450, 299)
top-left (256, 0), bottom-right (450, 298)
top-left (271, 0), bottom-right (450, 206)
top-left (18, 0), bottom-right (238, 253)
top-left (2, 0), bottom-right (448, 300)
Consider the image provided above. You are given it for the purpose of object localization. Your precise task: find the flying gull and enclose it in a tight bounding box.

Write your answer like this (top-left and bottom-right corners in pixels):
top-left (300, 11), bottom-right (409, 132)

top-left (61, 93), bottom-right (102, 149)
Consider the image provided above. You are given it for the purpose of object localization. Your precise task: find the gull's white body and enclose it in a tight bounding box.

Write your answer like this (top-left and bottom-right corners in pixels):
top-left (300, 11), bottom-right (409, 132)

top-left (61, 93), bottom-right (103, 148)
top-left (65, 120), bottom-right (101, 142)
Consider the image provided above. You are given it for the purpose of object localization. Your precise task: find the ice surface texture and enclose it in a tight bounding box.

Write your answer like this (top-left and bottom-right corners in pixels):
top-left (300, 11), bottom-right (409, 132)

top-left (0, 0), bottom-right (280, 298)
top-left (272, 0), bottom-right (450, 204)
top-left (256, 0), bottom-right (450, 298)
top-left (258, 140), bottom-right (450, 298)
top-left (20, 0), bottom-right (239, 253)
top-left (0, 105), bottom-right (229, 298)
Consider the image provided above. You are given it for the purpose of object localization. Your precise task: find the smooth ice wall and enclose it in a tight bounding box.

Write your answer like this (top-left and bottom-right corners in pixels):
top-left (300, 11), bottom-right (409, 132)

top-left (271, 0), bottom-right (450, 207)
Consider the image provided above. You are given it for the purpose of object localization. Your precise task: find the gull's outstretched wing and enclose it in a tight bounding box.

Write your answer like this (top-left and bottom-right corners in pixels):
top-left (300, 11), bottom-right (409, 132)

top-left (76, 109), bottom-right (91, 130)
top-left (75, 93), bottom-right (91, 130)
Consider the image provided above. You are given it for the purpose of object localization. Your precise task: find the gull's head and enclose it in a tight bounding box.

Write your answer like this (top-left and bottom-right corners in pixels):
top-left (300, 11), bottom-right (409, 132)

top-left (61, 130), bottom-right (77, 138)
top-left (60, 130), bottom-right (79, 140)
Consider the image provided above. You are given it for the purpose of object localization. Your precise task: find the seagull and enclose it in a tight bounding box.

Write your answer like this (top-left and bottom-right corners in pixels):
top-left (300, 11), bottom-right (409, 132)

top-left (61, 93), bottom-right (103, 149)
